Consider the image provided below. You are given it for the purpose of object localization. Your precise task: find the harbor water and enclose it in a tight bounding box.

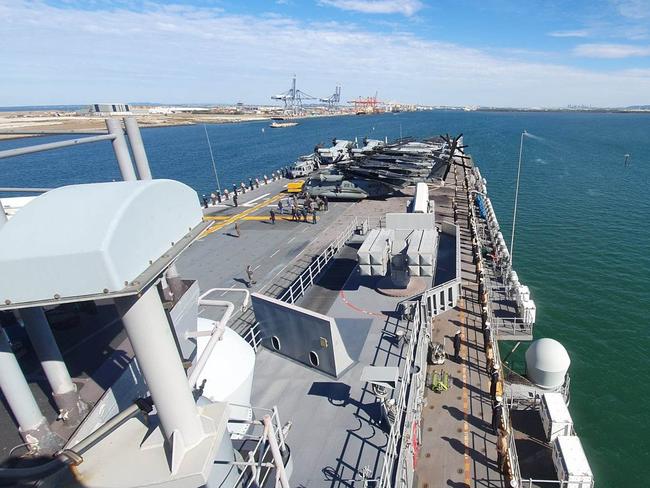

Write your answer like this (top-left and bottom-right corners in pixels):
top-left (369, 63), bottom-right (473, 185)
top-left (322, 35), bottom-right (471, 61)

top-left (2, 111), bottom-right (649, 486)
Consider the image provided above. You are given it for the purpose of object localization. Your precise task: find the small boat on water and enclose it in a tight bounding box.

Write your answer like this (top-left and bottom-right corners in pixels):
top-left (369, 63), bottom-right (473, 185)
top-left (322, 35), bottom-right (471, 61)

top-left (269, 118), bottom-right (298, 128)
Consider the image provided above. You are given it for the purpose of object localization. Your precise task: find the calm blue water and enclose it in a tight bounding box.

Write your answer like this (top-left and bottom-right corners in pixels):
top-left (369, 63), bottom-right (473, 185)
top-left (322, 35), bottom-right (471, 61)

top-left (2, 111), bottom-right (649, 486)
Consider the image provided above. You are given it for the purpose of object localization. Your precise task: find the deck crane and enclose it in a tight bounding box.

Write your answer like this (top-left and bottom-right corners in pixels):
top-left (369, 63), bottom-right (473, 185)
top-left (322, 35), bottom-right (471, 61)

top-left (271, 75), bottom-right (318, 115)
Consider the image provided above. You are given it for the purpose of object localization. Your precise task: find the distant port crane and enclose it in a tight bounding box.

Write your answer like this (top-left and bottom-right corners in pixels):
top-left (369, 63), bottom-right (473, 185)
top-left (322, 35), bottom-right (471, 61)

top-left (272, 77), bottom-right (342, 114)
top-left (271, 75), bottom-right (318, 115)
top-left (348, 92), bottom-right (382, 113)
top-left (320, 85), bottom-right (341, 110)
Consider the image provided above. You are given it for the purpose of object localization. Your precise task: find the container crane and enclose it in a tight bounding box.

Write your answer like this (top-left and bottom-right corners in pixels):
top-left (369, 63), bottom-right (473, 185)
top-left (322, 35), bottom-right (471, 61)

top-left (319, 85), bottom-right (341, 110)
top-left (271, 75), bottom-right (318, 115)
top-left (348, 92), bottom-right (382, 114)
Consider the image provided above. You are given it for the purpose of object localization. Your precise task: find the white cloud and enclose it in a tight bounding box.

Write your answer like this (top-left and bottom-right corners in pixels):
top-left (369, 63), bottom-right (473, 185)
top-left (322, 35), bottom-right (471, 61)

top-left (548, 29), bottom-right (590, 38)
top-left (1, 1), bottom-right (650, 107)
top-left (319, 0), bottom-right (423, 16)
top-left (611, 0), bottom-right (650, 19)
top-left (573, 43), bottom-right (650, 58)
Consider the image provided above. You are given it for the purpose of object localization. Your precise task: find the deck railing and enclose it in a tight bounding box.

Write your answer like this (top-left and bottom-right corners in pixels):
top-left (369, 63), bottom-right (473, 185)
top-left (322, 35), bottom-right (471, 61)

top-left (226, 403), bottom-right (291, 488)
top-left (518, 478), bottom-right (594, 488)
top-left (278, 216), bottom-right (368, 304)
top-left (491, 316), bottom-right (533, 338)
top-left (469, 201), bottom-right (535, 339)
top-left (378, 300), bottom-right (428, 488)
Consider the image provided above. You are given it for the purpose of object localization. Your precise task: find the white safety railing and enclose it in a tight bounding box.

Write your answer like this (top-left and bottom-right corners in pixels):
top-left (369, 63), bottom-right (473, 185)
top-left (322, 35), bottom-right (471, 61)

top-left (518, 479), bottom-right (594, 488)
top-left (188, 288), bottom-right (250, 386)
top-left (420, 278), bottom-right (461, 318)
top-left (378, 301), bottom-right (428, 488)
top-left (242, 324), bottom-right (262, 352)
top-left (278, 217), bottom-right (368, 304)
top-left (226, 404), bottom-right (291, 488)
top-left (491, 317), bottom-right (533, 338)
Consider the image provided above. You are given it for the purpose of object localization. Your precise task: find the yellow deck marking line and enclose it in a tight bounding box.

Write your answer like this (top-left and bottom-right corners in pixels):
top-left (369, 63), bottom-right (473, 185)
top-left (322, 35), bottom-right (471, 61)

top-left (200, 193), bottom-right (284, 238)
top-left (460, 297), bottom-right (471, 486)
top-left (204, 215), bottom-right (310, 222)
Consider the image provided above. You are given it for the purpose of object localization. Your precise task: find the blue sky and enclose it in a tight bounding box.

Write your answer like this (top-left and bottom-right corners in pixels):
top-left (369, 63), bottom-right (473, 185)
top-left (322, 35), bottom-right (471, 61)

top-left (2, 0), bottom-right (650, 107)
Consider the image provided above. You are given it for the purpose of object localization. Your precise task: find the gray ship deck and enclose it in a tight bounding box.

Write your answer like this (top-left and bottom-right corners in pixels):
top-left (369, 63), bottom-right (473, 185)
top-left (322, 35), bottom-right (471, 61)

top-left (175, 167), bottom-right (506, 487)
top-left (0, 165), bottom-right (510, 487)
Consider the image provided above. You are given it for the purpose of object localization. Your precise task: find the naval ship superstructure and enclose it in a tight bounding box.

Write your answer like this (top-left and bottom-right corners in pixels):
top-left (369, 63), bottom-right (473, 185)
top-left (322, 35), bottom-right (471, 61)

top-left (0, 118), bottom-right (594, 488)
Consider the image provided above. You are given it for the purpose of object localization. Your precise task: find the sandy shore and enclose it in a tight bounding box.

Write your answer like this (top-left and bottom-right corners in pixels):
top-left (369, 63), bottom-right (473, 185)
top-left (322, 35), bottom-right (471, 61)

top-left (0, 112), bottom-right (275, 140)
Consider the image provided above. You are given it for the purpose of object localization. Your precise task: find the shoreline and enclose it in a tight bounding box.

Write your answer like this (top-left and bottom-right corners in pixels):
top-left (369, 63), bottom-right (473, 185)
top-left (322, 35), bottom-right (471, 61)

top-left (0, 111), bottom-right (355, 141)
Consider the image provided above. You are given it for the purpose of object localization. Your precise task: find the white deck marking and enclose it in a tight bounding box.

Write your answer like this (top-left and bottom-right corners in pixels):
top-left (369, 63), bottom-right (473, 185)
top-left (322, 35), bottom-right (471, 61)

top-left (287, 236), bottom-right (296, 243)
top-left (253, 264), bottom-right (262, 271)
top-left (301, 226), bottom-right (309, 233)
top-left (242, 193), bottom-right (270, 206)
top-left (270, 249), bottom-right (280, 257)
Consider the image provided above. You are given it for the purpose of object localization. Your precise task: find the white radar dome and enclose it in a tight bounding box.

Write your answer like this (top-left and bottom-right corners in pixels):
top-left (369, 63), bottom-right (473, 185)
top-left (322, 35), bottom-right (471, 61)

top-left (525, 338), bottom-right (570, 389)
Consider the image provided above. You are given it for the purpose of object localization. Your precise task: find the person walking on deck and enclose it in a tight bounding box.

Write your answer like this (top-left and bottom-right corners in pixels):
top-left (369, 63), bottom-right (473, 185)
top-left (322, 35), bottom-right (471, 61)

top-left (323, 195), bottom-right (329, 211)
top-left (453, 329), bottom-right (462, 362)
top-left (246, 265), bottom-right (256, 287)
top-left (301, 207), bottom-right (308, 222)
top-left (312, 209), bottom-right (317, 224)
top-left (291, 206), bottom-right (297, 221)
top-left (270, 210), bottom-right (276, 225)
top-left (278, 199), bottom-right (284, 215)
top-left (234, 222), bottom-right (241, 238)
top-left (233, 194), bottom-right (238, 207)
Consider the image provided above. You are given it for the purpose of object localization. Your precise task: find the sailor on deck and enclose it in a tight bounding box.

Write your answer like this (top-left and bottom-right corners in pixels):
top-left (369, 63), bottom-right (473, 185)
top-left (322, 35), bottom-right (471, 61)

top-left (453, 329), bottom-right (462, 361)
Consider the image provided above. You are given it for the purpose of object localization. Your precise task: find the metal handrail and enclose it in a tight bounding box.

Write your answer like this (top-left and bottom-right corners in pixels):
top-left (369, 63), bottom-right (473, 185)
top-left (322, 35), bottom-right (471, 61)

top-left (518, 479), bottom-right (594, 488)
top-left (491, 317), bottom-right (533, 337)
top-left (226, 404), bottom-right (290, 488)
top-left (188, 287), bottom-right (250, 386)
top-left (278, 216), bottom-right (366, 304)
top-left (378, 301), bottom-right (428, 488)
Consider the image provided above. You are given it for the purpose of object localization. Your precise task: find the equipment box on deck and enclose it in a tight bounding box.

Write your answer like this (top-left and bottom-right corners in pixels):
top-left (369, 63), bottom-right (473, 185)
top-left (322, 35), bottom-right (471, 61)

top-left (552, 436), bottom-right (593, 488)
top-left (541, 392), bottom-right (573, 441)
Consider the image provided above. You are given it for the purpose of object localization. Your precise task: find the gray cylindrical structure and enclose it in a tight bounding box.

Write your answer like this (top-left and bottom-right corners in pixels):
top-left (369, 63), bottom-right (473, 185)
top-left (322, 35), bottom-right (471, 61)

top-left (105, 118), bottom-right (137, 181)
top-left (21, 307), bottom-right (75, 396)
top-left (116, 286), bottom-right (204, 448)
top-left (0, 328), bottom-right (45, 430)
top-left (20, 307), bottom-right (88, 426)
top-left (0, 328), bottom-right (60, 452)
top-left (124, 117), bottom-right (152, 180)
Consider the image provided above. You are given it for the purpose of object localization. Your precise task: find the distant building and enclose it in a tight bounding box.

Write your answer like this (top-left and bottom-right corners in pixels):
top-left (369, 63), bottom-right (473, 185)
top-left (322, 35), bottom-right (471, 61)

top-left (147, 106), bottom-right (211, 114)
top-left (84, 103), bottom-right (132, 116)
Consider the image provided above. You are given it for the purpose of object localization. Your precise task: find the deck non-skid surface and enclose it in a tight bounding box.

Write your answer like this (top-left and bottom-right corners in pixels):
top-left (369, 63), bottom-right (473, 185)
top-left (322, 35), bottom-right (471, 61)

top-left (415, 165), bottom-right (505, 488)
top-left (250, 270), bottom-right (408, 487)
top-left (176, 177), bottom-right (353, 331)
